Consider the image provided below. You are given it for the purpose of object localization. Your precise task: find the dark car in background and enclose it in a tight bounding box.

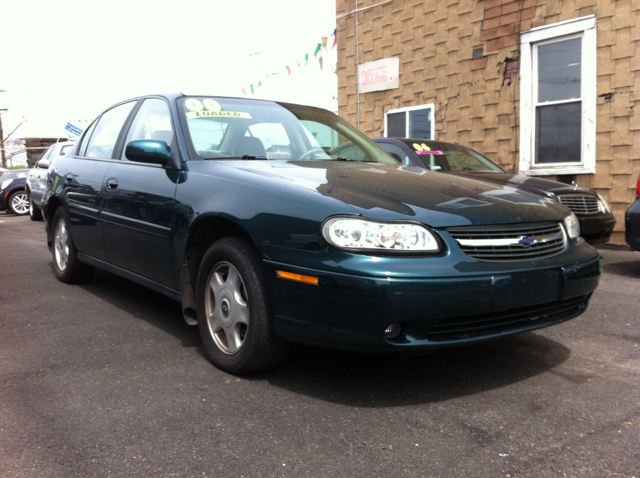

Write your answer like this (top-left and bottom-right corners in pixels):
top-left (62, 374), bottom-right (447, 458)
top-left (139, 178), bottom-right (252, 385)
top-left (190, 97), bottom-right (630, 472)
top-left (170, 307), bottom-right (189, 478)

top-left (625, 174), bottom-right (640, 251)
top-left (372, 138), bottom-right (616, 246)
top-left (43, 93), bottom-right (600, 374)
top-left (26, 141), bottom-right (75, 221)
top-left (1, 169), bottom-right (30, 216)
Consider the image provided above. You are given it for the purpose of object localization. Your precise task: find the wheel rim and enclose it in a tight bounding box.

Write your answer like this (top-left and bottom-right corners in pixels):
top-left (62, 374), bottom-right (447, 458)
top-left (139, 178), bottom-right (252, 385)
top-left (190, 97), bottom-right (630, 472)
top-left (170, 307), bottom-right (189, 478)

top-left (204, 261), bottom-right (249, 355)
top-left (54, 218), bottom-right (70, 272)
top-left (11, 193), bottom-right (29, 214)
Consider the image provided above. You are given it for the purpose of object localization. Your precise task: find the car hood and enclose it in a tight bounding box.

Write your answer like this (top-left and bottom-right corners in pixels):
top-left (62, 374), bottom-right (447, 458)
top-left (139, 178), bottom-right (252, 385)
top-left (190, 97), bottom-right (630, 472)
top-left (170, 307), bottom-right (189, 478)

top-left (220, 160), bottom-right (569, 227)
top-left (442, 171), bottom-right (596, 197)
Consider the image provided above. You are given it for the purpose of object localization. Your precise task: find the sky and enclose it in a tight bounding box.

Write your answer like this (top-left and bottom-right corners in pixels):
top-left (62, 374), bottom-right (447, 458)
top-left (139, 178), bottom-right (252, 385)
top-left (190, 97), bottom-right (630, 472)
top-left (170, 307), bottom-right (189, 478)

top-left (0, 0), bottom-right (338, 142)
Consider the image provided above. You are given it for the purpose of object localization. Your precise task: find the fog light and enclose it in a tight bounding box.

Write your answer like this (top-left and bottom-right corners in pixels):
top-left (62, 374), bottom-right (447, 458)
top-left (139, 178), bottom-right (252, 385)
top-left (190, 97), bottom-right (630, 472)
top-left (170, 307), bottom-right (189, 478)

top-left (384, 323), bottom-right (402, 340)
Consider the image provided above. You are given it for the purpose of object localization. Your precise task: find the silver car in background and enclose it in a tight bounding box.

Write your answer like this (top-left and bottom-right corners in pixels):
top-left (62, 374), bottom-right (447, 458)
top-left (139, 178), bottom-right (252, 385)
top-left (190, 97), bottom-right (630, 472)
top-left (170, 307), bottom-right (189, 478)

top-left (26, 141), bottom-right (75, 221)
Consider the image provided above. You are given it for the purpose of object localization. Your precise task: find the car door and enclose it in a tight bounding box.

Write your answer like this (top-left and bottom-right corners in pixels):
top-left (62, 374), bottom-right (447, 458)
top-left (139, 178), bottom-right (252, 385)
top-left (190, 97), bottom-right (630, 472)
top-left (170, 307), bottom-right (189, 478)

top-left (29, 145), bottom-right (55, 203)
top-left (101, 97), bottom-right (180, 289)
top-left (63, 101), bottom-right (137, 261)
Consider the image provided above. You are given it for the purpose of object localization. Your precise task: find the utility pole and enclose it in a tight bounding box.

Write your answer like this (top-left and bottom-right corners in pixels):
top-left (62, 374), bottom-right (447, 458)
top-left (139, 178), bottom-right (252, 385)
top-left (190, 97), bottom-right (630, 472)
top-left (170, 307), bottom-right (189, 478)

top-left (0, 89), bottom-right (6, 168)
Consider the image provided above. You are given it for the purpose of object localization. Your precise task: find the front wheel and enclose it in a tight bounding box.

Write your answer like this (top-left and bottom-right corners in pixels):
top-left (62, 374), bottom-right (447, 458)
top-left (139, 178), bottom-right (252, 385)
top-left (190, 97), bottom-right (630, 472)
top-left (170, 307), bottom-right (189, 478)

top-left (9, 191), bottom-right (29, 215)
top-left (29, 194), bottom-right (43, 221)
top-left (52, 207), bottom-right (94, 283)
top-left (196, 237), bottom-right (290, 374)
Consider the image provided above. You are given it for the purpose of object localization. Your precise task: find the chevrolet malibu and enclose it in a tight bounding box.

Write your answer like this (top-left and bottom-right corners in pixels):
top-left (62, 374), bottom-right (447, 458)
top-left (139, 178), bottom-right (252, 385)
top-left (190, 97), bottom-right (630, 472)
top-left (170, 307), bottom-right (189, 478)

top-left (42, 94), bottom-right (601, 374)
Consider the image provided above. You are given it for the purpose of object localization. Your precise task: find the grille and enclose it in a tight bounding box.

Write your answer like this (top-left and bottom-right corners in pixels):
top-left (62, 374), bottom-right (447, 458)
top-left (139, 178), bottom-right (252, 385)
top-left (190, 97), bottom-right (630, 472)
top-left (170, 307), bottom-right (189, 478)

top-left (447, 222), bottom-right (567, 262)
top-left (425, 295), bottom-right (589, 342)
top-left (558, 194), bottom-right (600, 215)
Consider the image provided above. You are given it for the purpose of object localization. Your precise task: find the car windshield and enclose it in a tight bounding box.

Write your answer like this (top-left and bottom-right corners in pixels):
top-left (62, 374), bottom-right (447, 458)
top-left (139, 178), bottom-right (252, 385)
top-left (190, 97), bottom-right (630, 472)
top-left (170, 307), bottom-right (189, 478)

top-left (401, 140), bottom-right (505, 173)
top-left (180, 97), bottom-right (397, 164)
top-left (2, 170), bottom-right (29, 180)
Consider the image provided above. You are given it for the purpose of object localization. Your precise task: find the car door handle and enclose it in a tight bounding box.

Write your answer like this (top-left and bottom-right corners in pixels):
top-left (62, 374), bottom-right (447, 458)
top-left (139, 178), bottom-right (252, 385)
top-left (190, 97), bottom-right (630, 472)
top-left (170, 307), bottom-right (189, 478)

top-left (106, 178), bottom-right (119, 191)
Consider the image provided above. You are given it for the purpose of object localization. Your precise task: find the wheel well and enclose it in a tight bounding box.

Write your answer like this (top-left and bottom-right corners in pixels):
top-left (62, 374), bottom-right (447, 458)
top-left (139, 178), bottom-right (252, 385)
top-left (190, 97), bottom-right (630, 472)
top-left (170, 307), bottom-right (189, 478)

top-left (44, 196), bottom-right (63, 247)
top-left (183, 216), bottom-right (253, 287)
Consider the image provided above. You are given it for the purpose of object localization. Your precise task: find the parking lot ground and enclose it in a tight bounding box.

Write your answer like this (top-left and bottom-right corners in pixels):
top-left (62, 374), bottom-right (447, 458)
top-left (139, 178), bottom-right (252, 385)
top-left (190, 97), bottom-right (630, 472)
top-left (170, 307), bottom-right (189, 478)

top-left (1, 212), bottom-right (639, 478)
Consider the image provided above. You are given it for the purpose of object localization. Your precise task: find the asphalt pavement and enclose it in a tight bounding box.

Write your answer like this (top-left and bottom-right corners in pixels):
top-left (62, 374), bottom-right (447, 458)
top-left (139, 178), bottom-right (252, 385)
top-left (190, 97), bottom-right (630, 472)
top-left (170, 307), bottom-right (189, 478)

top-left (1, 212), bottom-right (638, 478)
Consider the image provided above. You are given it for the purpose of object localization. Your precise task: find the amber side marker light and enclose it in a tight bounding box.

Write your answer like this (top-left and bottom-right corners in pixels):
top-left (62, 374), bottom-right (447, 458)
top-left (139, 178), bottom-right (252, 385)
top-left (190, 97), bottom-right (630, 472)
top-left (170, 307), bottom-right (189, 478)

top-left (276, 270), bottom-right (319, 285)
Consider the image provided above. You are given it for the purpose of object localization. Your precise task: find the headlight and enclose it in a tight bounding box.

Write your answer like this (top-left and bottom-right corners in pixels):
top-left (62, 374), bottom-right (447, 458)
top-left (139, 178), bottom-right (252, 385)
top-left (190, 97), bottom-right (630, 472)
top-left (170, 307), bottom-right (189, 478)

top-left (322, 217), bottom-right (440, 253)
top-left (596, 192), bottom-right (611, 214)
top-left (1, 178), bottom-right (13, 190)
top-left (563, 212), bottom-right (580, 240)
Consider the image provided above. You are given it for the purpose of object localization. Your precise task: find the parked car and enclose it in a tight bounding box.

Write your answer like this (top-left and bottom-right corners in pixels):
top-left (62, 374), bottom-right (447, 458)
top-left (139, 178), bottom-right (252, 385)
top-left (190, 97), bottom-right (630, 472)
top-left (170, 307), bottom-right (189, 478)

top-left (1, 169), bottom-right (30, 215)
top-left (372, 138), bottom-right (616, 246)
top-left (43, 94), bottom-right (601, 374)
top-left (26, 141), bottom-right (75, 221)
top-left (625, 174), bottom-right (640, 251)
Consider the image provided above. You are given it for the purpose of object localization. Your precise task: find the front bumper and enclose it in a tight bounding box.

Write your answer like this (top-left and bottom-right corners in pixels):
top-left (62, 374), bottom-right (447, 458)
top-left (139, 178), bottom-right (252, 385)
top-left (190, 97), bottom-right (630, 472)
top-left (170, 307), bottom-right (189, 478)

top-left (578, 211), bottom-right (616, 246)
top-left (264, 256), bottom-right (601, 352)
top-left (625, 200), bottom-right (640, 251)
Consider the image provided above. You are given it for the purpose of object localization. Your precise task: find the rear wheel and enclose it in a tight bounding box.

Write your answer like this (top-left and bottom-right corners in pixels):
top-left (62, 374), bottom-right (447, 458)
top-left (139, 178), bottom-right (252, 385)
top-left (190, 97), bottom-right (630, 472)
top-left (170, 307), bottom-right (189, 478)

top-left (52, 207), bottom-right (94, 283)
top-left (9, 191), bottom-right (29, 215)
top-left (196, 237), bottom-right (290, 374)
top-left (29, 194), bottom-right (43, 221)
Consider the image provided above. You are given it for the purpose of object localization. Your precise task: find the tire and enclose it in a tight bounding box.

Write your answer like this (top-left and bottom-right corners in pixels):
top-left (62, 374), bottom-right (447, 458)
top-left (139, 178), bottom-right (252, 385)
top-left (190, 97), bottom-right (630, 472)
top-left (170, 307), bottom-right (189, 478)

top-left (8, 191), bottom-right (29, 216)
top-left (51, 207), bottom-right (94, 283)
top-left (196, 237), bottom-right (290, 374)
top-left (29, 194), bottom-right (43, 221)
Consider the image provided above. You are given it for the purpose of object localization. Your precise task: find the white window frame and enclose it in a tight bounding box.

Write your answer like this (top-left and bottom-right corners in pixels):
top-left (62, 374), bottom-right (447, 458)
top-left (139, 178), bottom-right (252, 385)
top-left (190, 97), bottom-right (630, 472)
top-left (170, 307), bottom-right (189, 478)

top-left (384, 104), bottom-right (435, 139)
top-left (519, 15), bottom-right (596, 176)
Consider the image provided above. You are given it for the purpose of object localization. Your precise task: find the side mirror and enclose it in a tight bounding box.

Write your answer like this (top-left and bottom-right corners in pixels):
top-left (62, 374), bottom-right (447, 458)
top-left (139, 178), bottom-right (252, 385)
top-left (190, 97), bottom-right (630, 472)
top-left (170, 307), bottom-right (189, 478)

top-left (38, 159), bottom-right (51, 169)
top-left (125, 140), bottom-right (172, 166)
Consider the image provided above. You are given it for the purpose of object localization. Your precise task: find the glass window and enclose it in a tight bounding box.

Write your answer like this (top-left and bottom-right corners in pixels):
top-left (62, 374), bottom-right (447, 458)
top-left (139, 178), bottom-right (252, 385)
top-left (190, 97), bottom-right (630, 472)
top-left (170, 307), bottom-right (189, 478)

top-left (84, 101), bottom-right (136, 159)
top-left (121, 98), bottom-right (173, 160)
top-left (537, 38), bottom-right (581, 102)
top-left (386, 112), bottom-right (406, 137)
top-left (79, 120), bottom-right (98, 157)
top-left (384, 104), bottom-right (435, 139)
top-left (60, 144), bottom-right (73, 156)
top-left (179, 97), bottom-right (396, 164)
top-left (245, 123), bottom-right (290, 159)
top-left (519, 16), bottom-right (596, 175)
top-left (376, 142), bottom-right (412, 165)
top-left (39, 145), bottom-right (55, 162)
top-left (534, 36), bottom-right (582, 166)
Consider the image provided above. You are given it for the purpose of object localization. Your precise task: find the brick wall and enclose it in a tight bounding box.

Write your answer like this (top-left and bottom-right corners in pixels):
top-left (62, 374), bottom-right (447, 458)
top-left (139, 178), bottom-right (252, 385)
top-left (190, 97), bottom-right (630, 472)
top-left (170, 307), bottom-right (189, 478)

top-left (336, 0), bottom-right (639, 245)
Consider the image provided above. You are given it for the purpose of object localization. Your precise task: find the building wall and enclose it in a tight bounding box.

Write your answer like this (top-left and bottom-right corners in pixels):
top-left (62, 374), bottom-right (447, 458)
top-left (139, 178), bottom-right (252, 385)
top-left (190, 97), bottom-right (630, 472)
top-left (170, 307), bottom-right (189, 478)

top-left (336, 0), bottom-right (639, 245)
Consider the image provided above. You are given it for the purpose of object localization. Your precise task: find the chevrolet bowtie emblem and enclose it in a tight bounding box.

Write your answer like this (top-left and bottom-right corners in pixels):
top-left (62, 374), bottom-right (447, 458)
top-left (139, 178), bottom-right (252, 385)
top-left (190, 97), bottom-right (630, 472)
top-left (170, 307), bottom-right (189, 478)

top-left (518, 236), bottom-right (536, 246)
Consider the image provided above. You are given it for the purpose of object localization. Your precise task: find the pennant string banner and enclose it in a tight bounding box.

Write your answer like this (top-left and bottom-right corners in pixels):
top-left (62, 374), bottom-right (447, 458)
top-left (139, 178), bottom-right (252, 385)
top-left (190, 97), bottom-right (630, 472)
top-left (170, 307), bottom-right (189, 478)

top-left (241, 30), bottom-right (336, 95)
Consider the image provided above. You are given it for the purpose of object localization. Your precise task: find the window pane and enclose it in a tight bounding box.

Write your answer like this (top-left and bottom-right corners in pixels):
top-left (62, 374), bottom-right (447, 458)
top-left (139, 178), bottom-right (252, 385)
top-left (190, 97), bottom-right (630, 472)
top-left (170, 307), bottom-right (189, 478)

top-left (387, 112), bottom-right (406, 137)
top-left (408, 108), bottom-right (432, 139)
top-left (377, 143), bottom-right (410, 165)
top-left (538, 37), bottom-right (581, 103)
top-left (535, 102), bottom-right (581, 164)
top-left (122, 99), bottom-right (173, 160)
top-left (85, 102), bottom-right (135, 158)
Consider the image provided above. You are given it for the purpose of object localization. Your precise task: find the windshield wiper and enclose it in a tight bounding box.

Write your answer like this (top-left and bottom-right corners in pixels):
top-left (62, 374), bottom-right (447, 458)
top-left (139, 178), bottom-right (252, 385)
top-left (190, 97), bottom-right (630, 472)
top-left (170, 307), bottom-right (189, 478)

top-left (241, 155), bottom-right (267, 160)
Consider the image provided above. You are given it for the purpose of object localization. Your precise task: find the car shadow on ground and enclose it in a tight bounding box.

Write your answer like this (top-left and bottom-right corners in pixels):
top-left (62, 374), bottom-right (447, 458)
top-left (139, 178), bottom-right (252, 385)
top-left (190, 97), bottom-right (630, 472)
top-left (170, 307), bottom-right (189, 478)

top-left (75, 268), bottom-right (201, 349)
top-left (247, 333), bottom-right (571, 407)
top-left (71, 268), bottom-right (571, 407)
top-left (600, 259), bottom-right (640, 278)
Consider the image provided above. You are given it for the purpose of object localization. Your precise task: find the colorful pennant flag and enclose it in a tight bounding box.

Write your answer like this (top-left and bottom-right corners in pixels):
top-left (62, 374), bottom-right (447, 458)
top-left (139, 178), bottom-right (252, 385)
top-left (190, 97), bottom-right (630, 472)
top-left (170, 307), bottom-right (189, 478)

top-left (240, 29), bottom-right (337, 96)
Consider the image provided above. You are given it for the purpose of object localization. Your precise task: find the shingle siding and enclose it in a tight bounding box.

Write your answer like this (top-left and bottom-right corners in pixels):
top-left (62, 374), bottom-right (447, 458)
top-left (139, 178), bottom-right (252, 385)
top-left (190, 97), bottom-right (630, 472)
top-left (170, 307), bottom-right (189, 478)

top-left (336, 0), bottom-right (639, 245)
